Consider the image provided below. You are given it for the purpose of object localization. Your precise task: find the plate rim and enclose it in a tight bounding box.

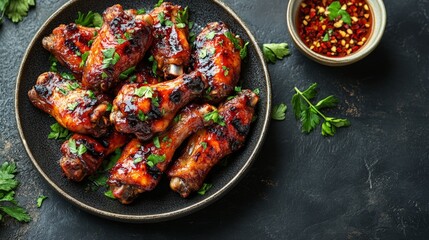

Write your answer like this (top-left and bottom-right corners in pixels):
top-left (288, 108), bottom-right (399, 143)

top-left (14, 0), bottom-right (272, 222)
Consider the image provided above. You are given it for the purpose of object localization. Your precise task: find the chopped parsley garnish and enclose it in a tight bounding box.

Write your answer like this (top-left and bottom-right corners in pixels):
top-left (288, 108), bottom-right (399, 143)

top-left (154, 0), bottom-right (164, 7)
top-left (134, 86), bottom-right (154, 98)
top-left (322, 29), bottom-right (334, 42)
top-left (224, 31), bottom-right (249, 60)
top-left (148, 55), bottom-right (158, 76)
top-left (137, 8), bottom-right (146, 15)
top-left (79, 51), bottom-right (89, 68)
top-left (206, 31), bottom-right (216, 40)
top-left (106, 103), bottom-right (112, 112)
top-left (292, 83), bottom-right (350, 136)
top-left (197, 183), bottom-right (212, 195)
top-left (49, 55), bottom-right (58, 72)
top-left (87, 90), bottom-right (95, 99)
top-left (162, 136), bottom-right (171, 142)
top-left (0, 161), bottom-right (31, 222)
top-left (119, 66), bottom-right (136, 80)
top-left (151, 96), bottom-right (160, 107)
top-left (48, 122), bottom-right (71, 140)
top-left (200, 142), bottom-right (207, 150)
top-left (138, 110), bottom-right (148, 122)
top-left (198, 48), bottom-right (207, 59)
top-left (75, 11), bottom-right (103, 28)
top-left (222, 66), bottom-right (229, 76)
top-left (263, 43), bottom-right (290, 63)
top-left (101, 72), bottom-right (108, 79)
top-left (36, 195), bottom-right (48, 208)
top-left (165, 20), bottom-right (174, 27)
top-left (68, 139), bottom-right (87, 156)
top-left (146, 154), bottom-right (166, 168)
top-left (67, 102), bottom-right (79, 111)
top-left (60, 72), bottom-right (75, 80)
top-left (133, 156), bottom-right (143, 164)
top-left (101, 48), bottom-right (120, 69)
top-left (153, 136), bottom-right (161, 148)
top-left (204, 110), bottom-right (226, 126)
top-left (104, 190), bottom-right (115, 199)
top-left (253, 88), bottom-right (260, 95)
top-left (271, 103), bottom-right (287, 121)
top-left (158, 12), bottom-right (165, 25)
top-left (176, 6), bottom-right (188, 28)
top-left (234, 86), bottom-right (242, 93)
top-left (174, 114), bottom-right (181, 123)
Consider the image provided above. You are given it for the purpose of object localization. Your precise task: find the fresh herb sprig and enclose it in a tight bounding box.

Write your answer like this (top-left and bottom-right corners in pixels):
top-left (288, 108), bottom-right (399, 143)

top-left (291, 83), bottom-right (350, 136)
top-left (0, 161), bottom-right (31, 222)
top-left (0, 0), bottom-right (35, 24)
top-left (48, 123), bottom-right (71, 140)
top-left (327, 1), bottom-right (351, 25)
top-left (271, 103), bottom-right (287, 121)
top-left (75, 11), bottom-right (103, 27)
top-left (263, 43), bottom-right (290, 63)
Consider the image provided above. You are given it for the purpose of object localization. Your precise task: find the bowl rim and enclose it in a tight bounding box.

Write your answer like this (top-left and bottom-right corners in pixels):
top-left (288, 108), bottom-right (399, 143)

top-left (14, 0), bottom-right (272, 222)
top-left (286, 0), bottom-right (387, 66)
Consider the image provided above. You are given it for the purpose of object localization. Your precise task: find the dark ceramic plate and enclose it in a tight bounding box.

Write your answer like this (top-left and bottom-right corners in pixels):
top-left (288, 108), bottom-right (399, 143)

top-left (15, 0), bottom-right (271, 222)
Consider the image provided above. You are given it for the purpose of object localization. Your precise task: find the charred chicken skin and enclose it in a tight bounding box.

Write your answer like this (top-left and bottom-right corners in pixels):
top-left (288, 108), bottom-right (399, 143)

top-left (42, 23), bottom-right (96, 79)
top-left (82, 4), bottom-right (153, 92)
top-left (108, 103), bottom-right (216, 204)
top-left (28, 72), bottom-right (111, 138)
top-left (60, 131), bottom-right (129, 182)
top-left (149, 2), bottom-right (191, 79)
top-left (193, 22), bottom-right (243, 102)
top-left (110, 70), bottom-right (207, 141)
top-left (168, 89), bottom-right (258, 198)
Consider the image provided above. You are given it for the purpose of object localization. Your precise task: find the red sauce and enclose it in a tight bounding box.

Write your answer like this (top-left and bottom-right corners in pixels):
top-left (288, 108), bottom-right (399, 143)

top-left (297, 0), bottom-right (372, 57)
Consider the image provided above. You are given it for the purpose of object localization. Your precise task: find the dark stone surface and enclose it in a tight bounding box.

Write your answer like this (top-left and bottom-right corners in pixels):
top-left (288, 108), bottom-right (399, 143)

top-left (1, 0), bottom-right (429, 239)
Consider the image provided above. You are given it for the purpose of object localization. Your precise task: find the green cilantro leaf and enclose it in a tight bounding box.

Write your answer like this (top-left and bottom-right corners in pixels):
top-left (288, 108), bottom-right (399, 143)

top-left (3, 0), bottom-right (35, 23)
top-left (138, 110), bottom-right (148, 122)
top-left (271, 103), bottom-right (287, 121)
top-left (104, 190), bottom-right (115, 199)
top-left (262, 43), bottom-right (290, 63)
top-left (158, 12), bottom-right (165, 25)
top-left (75, 11), bottom-right (103, 27)
top-left (200, 142), bottom-right (208, 150)
top-left (60, 72), bottom-right (75, 80)
top-left (0, 162), bottom-right (17, 191)
top-left (49, 55), bottom-right (58, 72)
top-left (206, 31), bottom-right (216, 40)
top-left (0, 205), bottom-right (30, 222)
top-left (204, 110), bottom-right (226, 126)
top-left (240, 42), bottom-right (249, 59)
top-left (134, 86), bottom-right (154, 98)
top-left (48, 122), bottom-right (71, 140)
top-left (176, 6), bottom-right (188, 27)
top-left (36, 195), bottom-right (47, 208)
top-left (197, 183), bottom-right (212, 195)
top-left (327, 1), bottom-right (351, 25)
top-left (146, 154), bottom-right (166, 168)
top-left (68, 139), bottom-right (78, 154)
top-left (67, 102), bottom-right (79, 111)
top-left (292, 84), bottom-right (350, 136)
top-left (155, 0), bottom-right (164, 7)
top-left (153, 136), bottom-right (161, 148)
top-left (224, 31), bottom-right (241, 50)
top-left (79, 51), bottom-right (90, 68)
top-left (119, 66), bottom-right (136, 80)
top-left (222, 66), bottom-right (229, 76)
top-left (137, 8), bottom-right (146, 15)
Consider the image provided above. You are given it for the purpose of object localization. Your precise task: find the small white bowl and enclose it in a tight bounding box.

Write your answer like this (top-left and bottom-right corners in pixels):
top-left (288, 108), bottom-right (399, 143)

top-left (286, 0), bottom-right (387, 66)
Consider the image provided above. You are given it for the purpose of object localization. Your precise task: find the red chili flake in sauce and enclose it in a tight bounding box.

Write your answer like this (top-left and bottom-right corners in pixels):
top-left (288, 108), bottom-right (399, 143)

top-left (297, 0), bottom-right (372, 57)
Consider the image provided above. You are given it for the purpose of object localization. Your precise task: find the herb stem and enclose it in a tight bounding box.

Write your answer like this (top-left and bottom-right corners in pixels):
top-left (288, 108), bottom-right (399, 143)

top-left (294, 87), bottom-right (328, 121)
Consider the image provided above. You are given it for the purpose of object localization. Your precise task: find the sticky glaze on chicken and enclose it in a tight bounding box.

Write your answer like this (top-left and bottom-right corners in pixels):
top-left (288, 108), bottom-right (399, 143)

top-left (168, 89), bottom-right (258, 198)
top-left (42, 23), bottom-right (97, 79)
top-left (28, 72), bottom-right (111, 137)
top-left (82, 4), bottom-right (153, 92)
top-left (110, 71), bottom-right (207, 141)
top-left (60, 131), bottom-right (129, 182)
top-left (193, 22), bottom-right (243, 102)
top-left (149, 2), bottom-right (191, 79)
top-left (108, 104), bottom-right (216, 204)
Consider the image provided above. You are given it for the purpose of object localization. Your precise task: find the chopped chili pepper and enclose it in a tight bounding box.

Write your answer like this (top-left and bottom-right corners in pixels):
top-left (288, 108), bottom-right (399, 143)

top-left (297, 0), bottom-right (372, 57)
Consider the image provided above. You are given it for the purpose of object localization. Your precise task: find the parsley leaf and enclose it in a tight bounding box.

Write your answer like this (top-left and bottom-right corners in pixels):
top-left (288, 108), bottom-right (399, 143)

top-left (271, 103), bottom-right (287, 121)
top-left (204, 110), bottom-right (226, 126)
top-left (104, 190), bottom-right (115, 199)
top-left (176, 6), bottom-right (188, 28)
top-left (292, 83), bottom-right (351, 136)
top-left (79, 51), bottom-right (89, 68)
top-left (75, 11), bottom-right (103, 27)
top-left (153, 136), bottom-right (161, 148)
top-left (200, 142), bottom-right (208, 150)
top-left (119, 66), bottom-right (136, 80)
top-left (2, 0), bottom-right (35, 23)
top-left (206, 31), bottom-right (216, 40)
top-left (49, 55), bottom-right (58, 72)
top-left (146, 154), bottom-right (166, 168)
top-left (154, 0), bottom-right (164, 7)
top-left (327, 1), bottom-right (351, 25)
top-left (137, 8), bottom-right (146, 15)
top-left (36, 195), bottom-right (47, 208)
top-left (48, 122), bottom-right (71, 140)
top-left (197, 183), bottom-right (212, 195)
top-left (240, 42), bottom-right (249, 59)
top-left (263, 43), bottom-right (290, 63)
top-left (0, 161), bottom-right (31, 222)
top-left (134, 86), bottom-right (154, 98)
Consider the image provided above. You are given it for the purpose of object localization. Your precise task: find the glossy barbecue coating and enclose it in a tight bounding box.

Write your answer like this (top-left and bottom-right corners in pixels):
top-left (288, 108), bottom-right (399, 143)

top-left (168, 89), bottom-right (258, 198)
top-left (108, 104), bottom-right (216, 204)
top-left (28, 72), bottom-right (111, 138)
top-left (82, 4), bottom-right (153, 92)
top-left (149, 2), bottom-right (191, 79)
top-left (60, 131), bottom-right (129, 182)
top-left (193, 22), bottom-right (243, 103)
top-left (110, 71), bottom-right (207, 141)
top-left (42, 23), bottom-right (96, 79)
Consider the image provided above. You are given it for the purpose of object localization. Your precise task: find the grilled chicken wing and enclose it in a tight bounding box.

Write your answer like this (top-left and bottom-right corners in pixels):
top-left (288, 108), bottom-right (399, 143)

top-left (42, 23), bottom-right (97, 79)
top-left (149, 2), bottom-right (191, 79)
top-left (193, 22), bottom-right (243, 102)
top-left (168, 89), bottom-right (258, 198)
top-left (108, 104), bottom-right (216, 204)
top-left (82, 4), bottom-right (153, 92)
top-left (60, 131), bottom-right (129, 181)
top-left (110, 71), bottom-right (207, 141)
top-left (28, 72), bottom-right (111, 137)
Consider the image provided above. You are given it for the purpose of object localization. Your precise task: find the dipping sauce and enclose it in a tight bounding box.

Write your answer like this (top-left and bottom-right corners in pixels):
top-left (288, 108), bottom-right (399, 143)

top-left (297, 0), bottom-right (372, 57)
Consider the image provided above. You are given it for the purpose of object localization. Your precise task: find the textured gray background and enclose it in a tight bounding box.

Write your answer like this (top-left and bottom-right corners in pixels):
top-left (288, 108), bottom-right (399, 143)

top-left (1, 0), bottom-right (429, 239)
